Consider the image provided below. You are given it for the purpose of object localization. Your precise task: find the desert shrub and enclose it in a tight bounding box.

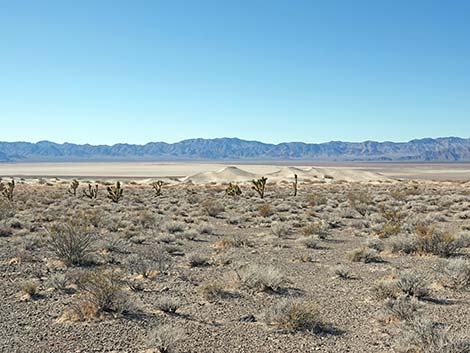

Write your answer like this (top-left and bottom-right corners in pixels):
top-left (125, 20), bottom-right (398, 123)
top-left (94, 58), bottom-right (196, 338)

top-left (375, 272), bottom-right (429, 300)
top-left (334, 265), bottom-right (352, 279)
top-left (377, 222), bottom-right (402, 238)
top-left (300, 222), bottom-right (329, 239)
top-left (201, 199), bottom-right (225, 217)
top-left (396, 318), bottom-right (470, 353)
top-left (348, 190), bottom-right (372, 216)
top-left (236, 264), bottom-right (285, 293)
top-left (415, 226), bottom-right (464, 257)
top-left (349, 247), bottom-right (382, 263)
top-left (181, 229), bottom-right (198, 241)
top-left (198, 223), bottom-right (214, 235)
top-left (47, 273), bottom-right (68, 291)
top-left (263, 299), bottom-right (326, 333)
top-left (390, 236), bottom-right (418, 254)
top-left (126, 253), bottom-right (157, 278)
top-left (155, 296), bottom-right (181, 314)
top-left (374, 278), bottom-right (400, 300)
top-left (299, 236), bottom-right (319, 249)
top-left (271, 222), bottom-right (290, 238)
top-left (197, 280), bottom-right (227, 301)
top-left (367, 238), bottom-right (385, 252)
top-left (258, 203), bottom-right (273, 217)
top-left (158, 234), bottom-right (176, 244)
top-left (0, 225), bottom-right (13, 237)
top-left (0, 199), bottom-right (15, 220)
top-left (164, 221), bottom-right (185, 234)
top-left (147, 325), bottom-right (184, 353)
top-left (68, 270), bottom-right (131, 320)
top-left (306, 193), bottom-right (327, 207)
top-left (188, 254), bottom-right (210, 267)
top-left (439, 258), bottom-right (470, 289)
top-left (384, 296), bottom-right (420, 321)
top-left (47, 222), bottom-right (96, 266)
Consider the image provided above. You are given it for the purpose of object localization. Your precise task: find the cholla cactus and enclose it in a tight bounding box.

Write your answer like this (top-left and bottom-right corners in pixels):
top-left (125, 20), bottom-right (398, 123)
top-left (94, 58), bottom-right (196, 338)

top-left (83, 183), bottom-right (99, 199)
top-left (225, 183), bottom-right (242, 196)
top-left (68, 179), bottom-right (79, 196)
top-left (107, 181), bottom-right (123, 203)
top-left (151, 180), bottom-right (164, 197)
top-left (0, 178), bottom-right (15, 201)
top-left (252, 177), bottom-right (267, 199)
top-left (293, 174), bottom-right (298, 197)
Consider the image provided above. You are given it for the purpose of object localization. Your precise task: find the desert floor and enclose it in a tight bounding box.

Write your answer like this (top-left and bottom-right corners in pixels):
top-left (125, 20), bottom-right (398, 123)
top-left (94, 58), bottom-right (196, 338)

top-left (1, 161), bottom-right (470, 180)
top-left (0, 165), bottom-right (469, 352)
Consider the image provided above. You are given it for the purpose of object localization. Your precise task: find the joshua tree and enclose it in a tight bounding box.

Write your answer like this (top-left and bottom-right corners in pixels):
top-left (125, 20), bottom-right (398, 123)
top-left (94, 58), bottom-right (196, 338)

top-left (107, 181), bottom-right (123, 203)
top-left (293, 174), bottom-right (298, 197)
top-left (68, 179), bottom-right (79, 196)
top-left (83, 183), bottom-right (99, 199)
top-left (225, 183), bottom-right (242, 196)
top-left (0, 178), bottom-right (15, 201)
top-left (151, 180), bottom-right (164, 197)
top-left (252, 177), bottom-right (267, 199)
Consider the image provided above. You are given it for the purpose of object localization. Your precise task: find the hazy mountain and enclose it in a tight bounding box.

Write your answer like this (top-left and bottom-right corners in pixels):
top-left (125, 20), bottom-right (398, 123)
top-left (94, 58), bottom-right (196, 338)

top-left (0, 137), bottom-right (469, 162)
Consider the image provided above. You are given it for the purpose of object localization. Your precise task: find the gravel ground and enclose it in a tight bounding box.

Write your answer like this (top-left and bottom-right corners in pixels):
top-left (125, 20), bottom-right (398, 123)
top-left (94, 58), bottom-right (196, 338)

top-left (0, 178), bottom-right (469, 352)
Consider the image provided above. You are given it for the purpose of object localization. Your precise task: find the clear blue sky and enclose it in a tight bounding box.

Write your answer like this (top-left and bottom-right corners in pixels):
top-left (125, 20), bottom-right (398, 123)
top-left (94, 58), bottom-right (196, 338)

top-left (1, 0), bottom-right (469, 145)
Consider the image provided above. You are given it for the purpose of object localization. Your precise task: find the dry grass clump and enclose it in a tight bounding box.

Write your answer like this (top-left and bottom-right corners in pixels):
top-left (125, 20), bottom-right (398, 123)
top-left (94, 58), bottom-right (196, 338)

top-left (21, 280), bottom-right (39, 299)
top-left (300, 222), bottom-right (329, 239)
top-left (155, 296), bottom-right (181, 314)
top-left (299, 236), bottom-right (319, 249)
top-left (348, 247), bottom-right (382, 263)
top-left (334, 265), bottom-right (352, 279)
top-left (258, 203), bottom-right (273, 217)
top-left (270, 222), bottom-right (290, 238)
top-left (262, 299), bottom-right (327, 333)
top-left (47, 221), bottom-right (96, 266)
top-left (236, 264), bottom-right (285, 293)
top-left (164, 221), bottom-right (185, 234)
top-left (0, 224), bottom-right (13, 237)
top-left (197, 280), bottom-right (228, 301)
top-left (147, 325), bottom-right (185, 353)
top-left (188, 254), bottom-right (210, 267)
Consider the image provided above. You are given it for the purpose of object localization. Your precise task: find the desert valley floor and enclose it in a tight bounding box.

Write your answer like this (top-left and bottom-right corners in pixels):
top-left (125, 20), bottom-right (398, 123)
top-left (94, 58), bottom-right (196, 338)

top-left (0, 163), bottom-right (469, 352)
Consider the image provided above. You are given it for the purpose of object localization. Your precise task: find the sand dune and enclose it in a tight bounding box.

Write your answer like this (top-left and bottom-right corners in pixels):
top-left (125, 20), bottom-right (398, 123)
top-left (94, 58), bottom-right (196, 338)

top-left (183, 165), bottom-right (388, 184)
top-left (183, 166), bottom-right (259, 184)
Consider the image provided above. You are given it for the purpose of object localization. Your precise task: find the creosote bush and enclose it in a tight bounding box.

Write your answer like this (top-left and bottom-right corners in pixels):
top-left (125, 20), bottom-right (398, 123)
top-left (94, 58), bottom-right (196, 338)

top-left (47, 221), bottom-right (96, 266)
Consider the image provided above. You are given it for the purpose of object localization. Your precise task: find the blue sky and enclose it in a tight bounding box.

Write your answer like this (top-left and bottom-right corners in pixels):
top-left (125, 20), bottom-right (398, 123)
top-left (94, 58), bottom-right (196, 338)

top-left (0, 0), bottom-right (469, 145)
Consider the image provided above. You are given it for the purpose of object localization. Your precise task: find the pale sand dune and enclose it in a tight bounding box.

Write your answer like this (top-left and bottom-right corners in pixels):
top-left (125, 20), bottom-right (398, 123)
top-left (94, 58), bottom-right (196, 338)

top-left (183, 165), bottom-right (389, 184)
top-left (183, 166), bottom-right (259, 183)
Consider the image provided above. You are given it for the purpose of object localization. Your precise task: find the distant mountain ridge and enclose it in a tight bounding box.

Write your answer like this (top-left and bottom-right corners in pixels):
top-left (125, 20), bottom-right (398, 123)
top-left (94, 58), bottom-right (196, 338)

top-left (0, 137), bottom-right (469, 162)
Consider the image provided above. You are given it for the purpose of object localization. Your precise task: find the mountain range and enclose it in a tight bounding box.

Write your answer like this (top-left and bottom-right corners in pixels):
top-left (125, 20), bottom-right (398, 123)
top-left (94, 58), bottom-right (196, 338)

top-left (0, 137), bottom-right (469, 162)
